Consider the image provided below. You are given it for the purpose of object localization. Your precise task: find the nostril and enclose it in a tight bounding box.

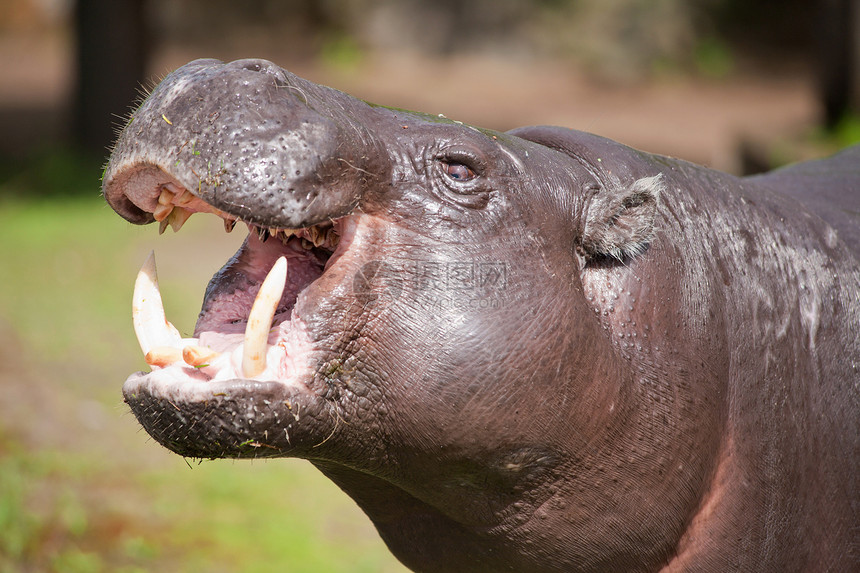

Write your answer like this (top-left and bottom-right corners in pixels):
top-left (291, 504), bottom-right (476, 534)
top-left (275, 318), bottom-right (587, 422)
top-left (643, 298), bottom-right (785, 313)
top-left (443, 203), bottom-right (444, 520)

top-left (230, 58), bottom-right (294, 88)
top-left (235, 58), bottom-right (279, 75)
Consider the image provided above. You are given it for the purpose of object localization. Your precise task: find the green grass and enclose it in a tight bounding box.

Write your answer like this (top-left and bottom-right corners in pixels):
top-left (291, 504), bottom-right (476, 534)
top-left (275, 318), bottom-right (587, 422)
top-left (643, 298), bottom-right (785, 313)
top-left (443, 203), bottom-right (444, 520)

top-left (0, 193), bottom-right (406, 572)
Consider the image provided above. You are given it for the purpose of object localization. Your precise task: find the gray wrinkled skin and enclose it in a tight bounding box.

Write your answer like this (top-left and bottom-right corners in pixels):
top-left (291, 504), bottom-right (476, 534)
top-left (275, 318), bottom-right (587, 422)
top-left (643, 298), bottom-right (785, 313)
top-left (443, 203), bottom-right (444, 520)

top-left (104, 59), bottom-right (859, 573)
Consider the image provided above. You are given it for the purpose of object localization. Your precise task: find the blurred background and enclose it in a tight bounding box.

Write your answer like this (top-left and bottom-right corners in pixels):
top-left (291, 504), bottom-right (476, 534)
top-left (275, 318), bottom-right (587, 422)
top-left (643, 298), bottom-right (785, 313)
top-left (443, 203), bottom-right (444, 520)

top-left (0, 1), bottom-right (857, 572)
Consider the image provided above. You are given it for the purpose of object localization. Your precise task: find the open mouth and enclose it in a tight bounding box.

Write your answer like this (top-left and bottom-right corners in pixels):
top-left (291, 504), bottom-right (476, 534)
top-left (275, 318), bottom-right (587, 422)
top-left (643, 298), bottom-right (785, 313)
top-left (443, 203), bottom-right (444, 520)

top-left (131, 179), bottom-right (354, 386)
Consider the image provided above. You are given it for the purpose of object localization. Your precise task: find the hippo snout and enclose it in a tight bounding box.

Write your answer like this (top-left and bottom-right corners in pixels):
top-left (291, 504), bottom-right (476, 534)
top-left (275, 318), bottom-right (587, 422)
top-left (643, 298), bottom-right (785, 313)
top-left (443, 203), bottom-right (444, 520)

top-left (104, 58), bottom-right (386, 230)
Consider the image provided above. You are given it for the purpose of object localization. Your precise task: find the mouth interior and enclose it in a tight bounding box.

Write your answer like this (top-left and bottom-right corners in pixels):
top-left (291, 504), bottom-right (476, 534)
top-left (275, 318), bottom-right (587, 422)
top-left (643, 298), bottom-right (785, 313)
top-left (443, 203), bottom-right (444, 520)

top-left (131, 180), bottom-right (348, 384)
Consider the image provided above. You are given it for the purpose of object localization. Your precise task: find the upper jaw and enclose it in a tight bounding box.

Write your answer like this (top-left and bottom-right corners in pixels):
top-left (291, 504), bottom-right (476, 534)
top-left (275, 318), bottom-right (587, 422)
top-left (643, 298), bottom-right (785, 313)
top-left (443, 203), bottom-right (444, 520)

top-left (103, 57), bottom-right (380, 229)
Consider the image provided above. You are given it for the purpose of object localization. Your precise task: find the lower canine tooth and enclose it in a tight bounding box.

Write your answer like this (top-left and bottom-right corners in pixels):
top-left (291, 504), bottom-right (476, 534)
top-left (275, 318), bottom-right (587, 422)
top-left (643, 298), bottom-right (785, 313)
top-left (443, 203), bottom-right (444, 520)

top-left (242, 256), bottom-right (288, 378)
top-left (133, 252), bottom-right (181, 357)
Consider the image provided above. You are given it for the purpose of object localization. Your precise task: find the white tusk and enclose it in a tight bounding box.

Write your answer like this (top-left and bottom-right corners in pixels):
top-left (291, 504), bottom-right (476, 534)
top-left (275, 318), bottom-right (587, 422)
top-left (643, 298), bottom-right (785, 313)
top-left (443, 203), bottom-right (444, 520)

top-left (133, 252), bottom-right (181, 358)
top-left (242, 256), bottom-right (287, 378)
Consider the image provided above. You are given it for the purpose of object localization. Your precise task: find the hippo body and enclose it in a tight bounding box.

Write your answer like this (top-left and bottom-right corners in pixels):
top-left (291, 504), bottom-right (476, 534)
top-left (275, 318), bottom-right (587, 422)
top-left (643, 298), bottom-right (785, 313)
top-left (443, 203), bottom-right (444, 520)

top-left (103, 59), bottom-right (859, 572)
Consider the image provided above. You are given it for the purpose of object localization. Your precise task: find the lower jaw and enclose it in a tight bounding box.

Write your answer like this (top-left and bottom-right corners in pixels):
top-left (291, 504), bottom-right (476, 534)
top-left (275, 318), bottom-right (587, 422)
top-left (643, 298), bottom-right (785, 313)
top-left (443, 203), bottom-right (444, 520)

top-left (121, 370), bottom-right (324, 459)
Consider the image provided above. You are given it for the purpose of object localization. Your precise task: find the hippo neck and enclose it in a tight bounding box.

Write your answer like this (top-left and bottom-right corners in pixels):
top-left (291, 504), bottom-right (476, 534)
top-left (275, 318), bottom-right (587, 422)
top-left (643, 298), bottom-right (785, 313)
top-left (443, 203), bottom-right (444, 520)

top-left (315, 285), bottom-right (673, 573)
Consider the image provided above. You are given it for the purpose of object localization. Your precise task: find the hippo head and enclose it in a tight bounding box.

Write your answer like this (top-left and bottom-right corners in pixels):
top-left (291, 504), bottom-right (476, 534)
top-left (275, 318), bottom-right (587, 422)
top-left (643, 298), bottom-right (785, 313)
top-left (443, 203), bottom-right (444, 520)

top-left (105, 59), bottom-right (679, 572)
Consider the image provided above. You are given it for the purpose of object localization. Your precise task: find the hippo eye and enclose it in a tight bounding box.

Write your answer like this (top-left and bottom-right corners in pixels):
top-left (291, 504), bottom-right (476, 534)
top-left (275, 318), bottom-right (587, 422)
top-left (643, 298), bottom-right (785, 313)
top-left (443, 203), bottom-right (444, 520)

top-left (441, 161), bottom-right (477, 182)
top-left (432, 150), bottom-right (489, 208)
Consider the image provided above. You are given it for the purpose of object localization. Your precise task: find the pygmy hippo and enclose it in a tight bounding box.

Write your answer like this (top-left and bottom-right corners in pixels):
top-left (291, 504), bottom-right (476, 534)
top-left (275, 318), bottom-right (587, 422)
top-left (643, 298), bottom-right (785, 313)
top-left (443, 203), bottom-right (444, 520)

top-left (103, 58), bottom-right (859, 572)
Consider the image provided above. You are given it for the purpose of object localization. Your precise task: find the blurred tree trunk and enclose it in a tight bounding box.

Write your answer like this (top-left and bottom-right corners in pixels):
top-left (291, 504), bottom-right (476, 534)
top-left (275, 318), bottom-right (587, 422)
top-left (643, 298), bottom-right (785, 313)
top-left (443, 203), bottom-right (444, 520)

top-left (72, 0), bottom-right (148, 154)
top-left (818, 0), bottom-right (859, 127)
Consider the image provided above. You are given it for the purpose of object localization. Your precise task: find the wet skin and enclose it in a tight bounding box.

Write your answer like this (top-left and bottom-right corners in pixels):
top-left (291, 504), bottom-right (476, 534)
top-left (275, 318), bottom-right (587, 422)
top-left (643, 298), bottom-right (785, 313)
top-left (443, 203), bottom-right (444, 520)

top-left (103, 59), bottom-right (859, 573)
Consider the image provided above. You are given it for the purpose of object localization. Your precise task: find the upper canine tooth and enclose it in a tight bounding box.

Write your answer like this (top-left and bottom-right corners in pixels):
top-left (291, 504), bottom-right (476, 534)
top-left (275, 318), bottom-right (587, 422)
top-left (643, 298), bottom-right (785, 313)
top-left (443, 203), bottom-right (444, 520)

top-left (242, 256), bottom-right (288, 378)
top-left (133, 252), bottom-right (181, 358)
top-left (153, 203), bottom-right (173, 222)
top-left (169, 207), bottom-right (193, 232)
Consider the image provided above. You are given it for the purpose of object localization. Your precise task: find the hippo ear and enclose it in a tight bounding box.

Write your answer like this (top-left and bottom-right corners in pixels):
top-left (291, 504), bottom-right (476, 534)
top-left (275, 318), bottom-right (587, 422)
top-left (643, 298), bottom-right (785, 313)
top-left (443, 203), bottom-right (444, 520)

top-left (578, 174), bottom-right (663, 262)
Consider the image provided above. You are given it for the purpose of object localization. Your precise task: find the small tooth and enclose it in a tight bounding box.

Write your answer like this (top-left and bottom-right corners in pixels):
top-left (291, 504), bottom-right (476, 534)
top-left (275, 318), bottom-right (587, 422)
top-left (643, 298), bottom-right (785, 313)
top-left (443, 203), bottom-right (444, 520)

top-left (257, 227), bottom-right (270, 242)
top-left (282, 228), bottom-right (298, 237)
top-left (145, 346), bottom-right (183, 367)
top-left (327, 228), bottom-right (340, 248)
top-left (300, 238), bottom-right (313, 250)
top-left (133, 252), bottom-right (182, 357)
top-left (224, 218), bottom-right (236, 233)
top-left (157, 187), bottom-right (175, 206)
top-left (153, 203), bottom-right (173, 222)
top-left (169, 207), bottom-right (193, 232)
top-left (242, 256), bottom-right (287, 378)
top-left (306, 226), bottom-right (321, 246)
top-left (182, 345), bottom-right (220, 367)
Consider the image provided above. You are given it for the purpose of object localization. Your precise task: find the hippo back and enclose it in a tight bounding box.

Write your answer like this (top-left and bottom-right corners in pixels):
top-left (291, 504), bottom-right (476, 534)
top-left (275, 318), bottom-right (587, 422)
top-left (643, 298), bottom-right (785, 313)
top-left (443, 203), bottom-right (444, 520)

top-left (746, 145), bottom-right (860, 254)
